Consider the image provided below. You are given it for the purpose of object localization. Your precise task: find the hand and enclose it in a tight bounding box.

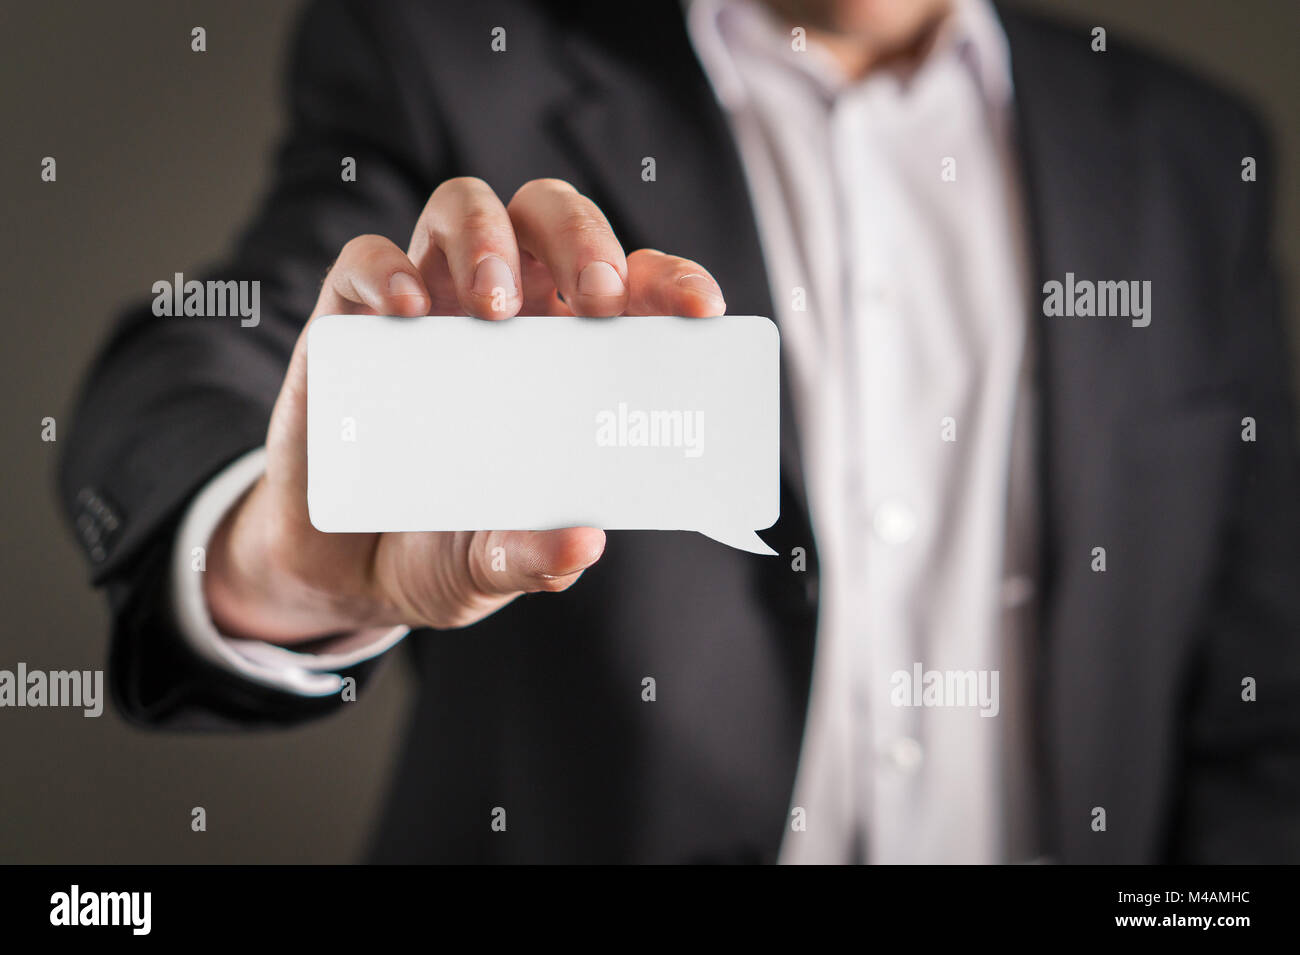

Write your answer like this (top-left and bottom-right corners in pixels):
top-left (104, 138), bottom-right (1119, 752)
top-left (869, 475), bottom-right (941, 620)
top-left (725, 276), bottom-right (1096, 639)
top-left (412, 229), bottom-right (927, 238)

top-left (203, 177), bottom-right (727, 642)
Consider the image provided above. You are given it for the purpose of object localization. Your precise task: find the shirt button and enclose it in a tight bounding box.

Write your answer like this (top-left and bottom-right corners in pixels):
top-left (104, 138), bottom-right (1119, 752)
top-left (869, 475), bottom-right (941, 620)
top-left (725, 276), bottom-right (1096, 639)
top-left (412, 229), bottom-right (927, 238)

top-left (884, 737), bottom-right (924, 774)
top-left (872, 498), bottom-right (916, 544)
top-left (864, 282), bottom-right (893, 309)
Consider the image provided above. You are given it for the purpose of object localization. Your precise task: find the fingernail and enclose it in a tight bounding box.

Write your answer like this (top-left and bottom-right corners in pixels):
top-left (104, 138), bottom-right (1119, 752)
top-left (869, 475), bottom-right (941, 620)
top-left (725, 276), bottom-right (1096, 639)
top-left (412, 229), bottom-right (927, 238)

top-left (577, 261), bottom-right (625, 297)
top-left (473, 255), bottom-right (517, 297)
top-left (677, 273), bottom-right (725, 306)
top-left (388, 272), bottom-right (424, 298)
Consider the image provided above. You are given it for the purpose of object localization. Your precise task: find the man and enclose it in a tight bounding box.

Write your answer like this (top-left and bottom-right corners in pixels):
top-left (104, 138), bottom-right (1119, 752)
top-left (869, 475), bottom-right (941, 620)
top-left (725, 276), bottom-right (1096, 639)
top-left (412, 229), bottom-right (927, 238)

top-left (59, 0), bottom-right (1300, 863)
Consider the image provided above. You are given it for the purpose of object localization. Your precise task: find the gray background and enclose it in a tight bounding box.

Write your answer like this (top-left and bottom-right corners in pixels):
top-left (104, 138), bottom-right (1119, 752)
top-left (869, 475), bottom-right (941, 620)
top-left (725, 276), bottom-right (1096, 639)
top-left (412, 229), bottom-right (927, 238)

top-left (1, 0), bottom-right (1296, 863)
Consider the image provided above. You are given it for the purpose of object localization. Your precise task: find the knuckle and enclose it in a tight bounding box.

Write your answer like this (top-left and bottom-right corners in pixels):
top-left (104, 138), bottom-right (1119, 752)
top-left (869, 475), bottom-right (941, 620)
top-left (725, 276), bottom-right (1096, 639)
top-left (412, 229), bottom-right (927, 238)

top-left (408, 535), bottom-right (497, 629)
top-left (335, 238), bottom-right (402, 288)
top-left (653, 252), bottom-right (700, 275)
top-left (338, 233), bottom-right (385, 262)
top-left (642, 250), bottom-right (703, 278)
top-left (457, 208), bottom-right (510, 240)
top-left (462, 533), bottom-right (504, 599)
top-left (509, 177), bottom-right (577, 207)
top-left (435, 175), bottom-right (492, 201)
top-left (554, 209), bottom-right (612, 246)
top-left (361, 247), bottom-right (401, 277)
top-left (421, 179), bottom-right (499, 239)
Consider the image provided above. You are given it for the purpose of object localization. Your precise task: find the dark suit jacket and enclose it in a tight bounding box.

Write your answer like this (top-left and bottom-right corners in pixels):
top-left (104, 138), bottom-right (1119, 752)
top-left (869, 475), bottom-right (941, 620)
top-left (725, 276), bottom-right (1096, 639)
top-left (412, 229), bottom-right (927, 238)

top-left (58, 0), bottom-right (1300, 863)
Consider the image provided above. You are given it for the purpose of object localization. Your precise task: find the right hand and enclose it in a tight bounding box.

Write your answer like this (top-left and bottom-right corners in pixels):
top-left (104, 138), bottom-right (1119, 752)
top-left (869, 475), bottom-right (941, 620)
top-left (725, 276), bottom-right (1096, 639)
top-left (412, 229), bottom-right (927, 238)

top-left (203, 177), bottom-right (727, 643)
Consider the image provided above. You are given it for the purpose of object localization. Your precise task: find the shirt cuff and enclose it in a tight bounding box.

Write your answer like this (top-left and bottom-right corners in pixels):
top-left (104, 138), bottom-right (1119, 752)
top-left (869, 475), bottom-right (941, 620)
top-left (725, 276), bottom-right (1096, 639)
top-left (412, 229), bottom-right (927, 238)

top-left (169, 447), bottom-right (410, 697)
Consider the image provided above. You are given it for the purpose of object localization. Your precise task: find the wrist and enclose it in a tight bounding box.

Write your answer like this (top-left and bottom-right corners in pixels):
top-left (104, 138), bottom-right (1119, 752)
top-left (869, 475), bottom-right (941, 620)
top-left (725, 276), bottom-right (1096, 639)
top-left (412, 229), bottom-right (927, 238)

top-left (203, 477), bottom-right (393, 642)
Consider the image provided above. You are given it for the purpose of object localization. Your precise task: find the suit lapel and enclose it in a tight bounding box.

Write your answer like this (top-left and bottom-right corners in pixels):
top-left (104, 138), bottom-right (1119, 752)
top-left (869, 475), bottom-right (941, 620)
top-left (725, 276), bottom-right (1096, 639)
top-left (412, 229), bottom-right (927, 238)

top-left (999, 8), bottom-right (1185, 861)
top-left (1000, 7), bottom-right (1144, 606)
top-left (547, 15), bottom-right (811, 538)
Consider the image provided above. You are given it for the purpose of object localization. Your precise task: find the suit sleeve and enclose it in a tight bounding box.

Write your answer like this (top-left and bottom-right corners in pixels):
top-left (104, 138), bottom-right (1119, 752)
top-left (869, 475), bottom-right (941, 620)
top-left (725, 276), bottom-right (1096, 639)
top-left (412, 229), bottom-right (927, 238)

top-left (56, 0), bottom-right (440, 729)
top-left (1173, 111), bottom-right (1300, 861)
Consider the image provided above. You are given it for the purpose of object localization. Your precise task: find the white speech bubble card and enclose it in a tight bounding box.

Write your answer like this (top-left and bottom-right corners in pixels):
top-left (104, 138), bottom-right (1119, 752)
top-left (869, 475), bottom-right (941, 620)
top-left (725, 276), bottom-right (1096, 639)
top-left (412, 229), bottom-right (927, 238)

top-left (306, 314), bottom-right (780, 554)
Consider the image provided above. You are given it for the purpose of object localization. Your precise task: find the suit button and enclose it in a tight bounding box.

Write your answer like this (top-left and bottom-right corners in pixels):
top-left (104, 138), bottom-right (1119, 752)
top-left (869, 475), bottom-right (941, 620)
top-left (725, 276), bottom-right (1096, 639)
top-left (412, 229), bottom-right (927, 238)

top-left (76, 513), bottom-right (99, 543)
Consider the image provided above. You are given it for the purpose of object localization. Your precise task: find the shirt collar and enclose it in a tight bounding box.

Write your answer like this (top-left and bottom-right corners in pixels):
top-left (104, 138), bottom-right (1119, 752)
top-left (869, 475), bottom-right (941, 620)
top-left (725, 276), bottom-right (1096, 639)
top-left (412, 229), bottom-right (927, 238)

top-left (686, 0), bottom-right (1014, 113)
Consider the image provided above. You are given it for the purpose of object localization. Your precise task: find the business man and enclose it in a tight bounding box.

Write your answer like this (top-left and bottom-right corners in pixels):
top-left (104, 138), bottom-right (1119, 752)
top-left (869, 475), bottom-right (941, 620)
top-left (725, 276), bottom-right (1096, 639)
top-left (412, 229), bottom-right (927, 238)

top-left (59, 0), bottom-right (1300, 863)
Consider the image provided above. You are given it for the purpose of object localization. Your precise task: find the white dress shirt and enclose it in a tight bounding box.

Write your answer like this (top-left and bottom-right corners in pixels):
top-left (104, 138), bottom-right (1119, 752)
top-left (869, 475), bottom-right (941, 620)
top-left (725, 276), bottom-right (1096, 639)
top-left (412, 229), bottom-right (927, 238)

top-left (686, 0), bottom-right (1038, 864)
top-left (170, 0), bottom-right (1039, 863)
